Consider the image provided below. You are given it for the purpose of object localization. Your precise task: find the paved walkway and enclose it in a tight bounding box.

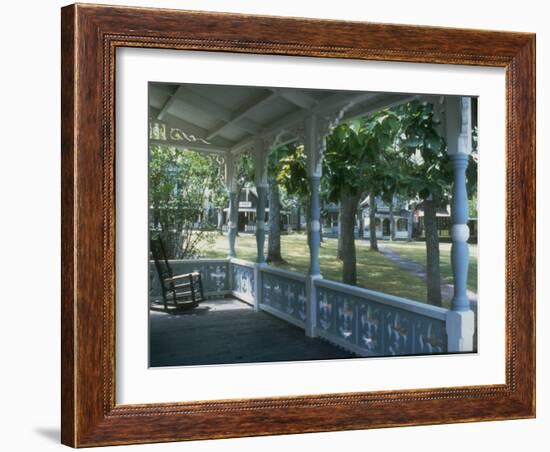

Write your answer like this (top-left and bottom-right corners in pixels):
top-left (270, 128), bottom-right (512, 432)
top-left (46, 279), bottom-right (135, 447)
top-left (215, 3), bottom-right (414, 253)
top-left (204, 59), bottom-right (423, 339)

top-left (377, 243), bottom-right (478, 309)
top-left (150, 298), bottom-right (355, 367)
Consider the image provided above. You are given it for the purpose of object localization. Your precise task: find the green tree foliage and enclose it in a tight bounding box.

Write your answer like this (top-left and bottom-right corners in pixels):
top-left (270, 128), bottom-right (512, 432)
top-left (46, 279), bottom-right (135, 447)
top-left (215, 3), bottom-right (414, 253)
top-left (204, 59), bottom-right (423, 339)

top-left (391, 100), bottom-right (477, 306)
top-left (266, 146), bottom-right (292, 263)
top-left (390, 101), bottom-right (449, 306)
top-left (277, 143), bottom-right (309, 199)
top-left (149, 145), bottom-right (224, 259)
top-left (277, 143), bottom-right (309, 232)
top-left (392, 102), bottom-right (451, 201)
top-left (236, 152), bottom-right (255, 192)
top-left (323, 116), bottom-right (398, 284)
top-left (209, 181), bottom-right (228, 235)
top-left (253, 100), bottom-right (478, 304)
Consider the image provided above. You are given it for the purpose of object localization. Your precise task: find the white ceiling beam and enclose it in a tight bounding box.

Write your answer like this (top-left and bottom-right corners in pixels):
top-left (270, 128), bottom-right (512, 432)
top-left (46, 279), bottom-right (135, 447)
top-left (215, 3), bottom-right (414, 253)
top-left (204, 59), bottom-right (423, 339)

top-left (173, 86), bottom-right (234, 121)
top-left (153, 85), bottom-right (235, 122)
top-left (237, 118), bottom-right (263, 135)
top-left (153, 84), bottom-right (265, 137)
top-left (278, 89), bottom-right (318, 109)
top-left (156, 87), bottom-right (179, 121)
top-left (149, 139), bottom-right (229, 154)
top-left (231, 91), bottom-right (369, 153)
top-left (242, 94), bottom-right (417, 165)
top-left (341, 93), bottom-right (420, 122)
top-left (152, 84), bottom-right (177, 96)
top-left (150, 107), bottom-right (212, 140)
top-left (152, 84), bottom-right (418, 155)
top-left (206, 91), bottom-right (279, 141)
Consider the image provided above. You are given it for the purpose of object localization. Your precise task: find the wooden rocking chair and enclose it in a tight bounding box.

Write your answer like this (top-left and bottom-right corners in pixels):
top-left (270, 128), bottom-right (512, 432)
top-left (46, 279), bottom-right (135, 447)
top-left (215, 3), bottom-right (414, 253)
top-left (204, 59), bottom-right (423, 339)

top-left (150, 238), bottom-right (204, 311)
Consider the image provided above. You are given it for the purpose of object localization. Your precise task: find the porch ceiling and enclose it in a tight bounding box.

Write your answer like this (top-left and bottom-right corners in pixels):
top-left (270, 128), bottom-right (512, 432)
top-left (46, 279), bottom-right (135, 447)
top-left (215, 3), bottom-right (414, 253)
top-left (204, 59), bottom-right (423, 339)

top-left (149, 82), bottom-right (424, 156)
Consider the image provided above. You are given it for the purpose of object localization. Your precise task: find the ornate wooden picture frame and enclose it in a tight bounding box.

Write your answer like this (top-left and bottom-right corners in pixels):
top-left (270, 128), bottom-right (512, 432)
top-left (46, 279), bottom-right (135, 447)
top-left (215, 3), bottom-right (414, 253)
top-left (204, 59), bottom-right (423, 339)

top-left (61, 3), bottom-right (535, 447)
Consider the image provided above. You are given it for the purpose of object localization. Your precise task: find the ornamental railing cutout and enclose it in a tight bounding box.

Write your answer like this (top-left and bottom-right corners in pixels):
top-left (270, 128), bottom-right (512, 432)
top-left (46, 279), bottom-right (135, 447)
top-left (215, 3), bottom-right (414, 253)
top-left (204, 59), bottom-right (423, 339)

top-left (149, 120), bottom-right (212, 145)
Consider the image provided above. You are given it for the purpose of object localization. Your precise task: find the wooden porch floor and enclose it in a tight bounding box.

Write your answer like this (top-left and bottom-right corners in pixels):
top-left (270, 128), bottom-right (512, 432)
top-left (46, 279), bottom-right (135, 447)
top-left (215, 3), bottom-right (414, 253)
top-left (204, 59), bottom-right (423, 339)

top-left (149, 298), bottom-right (355, 367)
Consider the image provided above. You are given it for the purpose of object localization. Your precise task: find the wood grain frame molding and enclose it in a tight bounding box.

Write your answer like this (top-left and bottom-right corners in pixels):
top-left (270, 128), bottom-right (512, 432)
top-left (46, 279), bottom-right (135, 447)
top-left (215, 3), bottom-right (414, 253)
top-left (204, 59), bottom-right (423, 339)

top-left (61, 3), bottom-right (535, 447)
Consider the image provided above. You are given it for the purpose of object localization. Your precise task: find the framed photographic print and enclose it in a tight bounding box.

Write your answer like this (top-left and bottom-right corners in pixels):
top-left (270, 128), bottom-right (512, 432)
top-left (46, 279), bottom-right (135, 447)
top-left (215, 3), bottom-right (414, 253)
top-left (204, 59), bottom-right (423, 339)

top-left (61, 3), bottom-right (535, 447)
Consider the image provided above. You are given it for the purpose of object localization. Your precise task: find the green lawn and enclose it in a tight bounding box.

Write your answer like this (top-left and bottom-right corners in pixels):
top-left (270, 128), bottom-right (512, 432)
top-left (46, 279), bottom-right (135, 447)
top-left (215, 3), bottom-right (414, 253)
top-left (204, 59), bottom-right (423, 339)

top-left (382, 241), bottom-right (478, 293)
top-left (204, 233), bottom-right (477, 306)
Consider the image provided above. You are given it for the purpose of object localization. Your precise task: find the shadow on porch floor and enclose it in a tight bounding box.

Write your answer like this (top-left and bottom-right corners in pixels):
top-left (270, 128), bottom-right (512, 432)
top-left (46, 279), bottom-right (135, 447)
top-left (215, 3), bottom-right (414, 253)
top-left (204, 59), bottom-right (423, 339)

top-left (149, 297), bottom-right (356, 367)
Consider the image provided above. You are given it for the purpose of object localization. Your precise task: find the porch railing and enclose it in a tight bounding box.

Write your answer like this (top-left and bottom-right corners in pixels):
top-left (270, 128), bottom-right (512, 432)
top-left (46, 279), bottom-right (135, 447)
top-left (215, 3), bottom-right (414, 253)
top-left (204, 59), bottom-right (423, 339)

top-left (230, 258), bottom-right (255, 304)
top-left (259, 265), bottom-right (307, 329)
top-left (150, 257), bottom-right (461, 358)
top-left (149, 258), bottom-right (230, 300)
top-left (314, 278), bottom-right (447, 357)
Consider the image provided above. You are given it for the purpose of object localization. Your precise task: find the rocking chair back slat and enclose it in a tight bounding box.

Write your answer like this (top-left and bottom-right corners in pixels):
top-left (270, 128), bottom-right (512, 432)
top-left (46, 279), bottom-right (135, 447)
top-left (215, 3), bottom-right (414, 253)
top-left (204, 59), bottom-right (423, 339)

top-left (150, 238), bottom-right (172, 279)
top-left (150, 237), bottom-right (204, 311)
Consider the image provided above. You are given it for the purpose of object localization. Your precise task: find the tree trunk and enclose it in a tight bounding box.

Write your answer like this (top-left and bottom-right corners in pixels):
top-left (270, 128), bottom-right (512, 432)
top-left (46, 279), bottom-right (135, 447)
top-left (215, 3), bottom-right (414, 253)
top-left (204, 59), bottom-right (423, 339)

top-left (304, 204), bottom-right (309, 242)
top-left (267, 177), bottom-right (284, 263)
top-left (340, 194), bottom-right (360, 285)
top-left (407, 207), bottom-right (414, 241)
top-left (424, 198), bottom-right (442, 306)
top-left (358, 208), bottom-right (364, 240)
top-left (369, 193), bottom-right (378, 251)
top-left (337, 203), bottom-right (344, 260)
top-left (217, 207), bottom-right (224, 235)
top-left (389, 195), bottom-right (395, 241)
top-left (295, 204), bottom-right (301, 232)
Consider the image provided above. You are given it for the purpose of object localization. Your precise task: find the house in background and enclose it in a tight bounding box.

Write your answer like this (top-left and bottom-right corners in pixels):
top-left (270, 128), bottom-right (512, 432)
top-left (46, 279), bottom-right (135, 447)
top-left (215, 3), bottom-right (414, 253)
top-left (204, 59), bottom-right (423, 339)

top-left (221, 185), bottom-right (298, 233)
top-left (320, 202), bottom-right (345, 237)
top-left (322, 196), bottom-right (478, 243)
top-left (160, 182), bottom-right (476, 243)
top-left (223, 186), bottom-right (267, 233)
top-left (360, 196), bottom-right (412, 240)
top-left (320, 196), bottom-right (412, 240)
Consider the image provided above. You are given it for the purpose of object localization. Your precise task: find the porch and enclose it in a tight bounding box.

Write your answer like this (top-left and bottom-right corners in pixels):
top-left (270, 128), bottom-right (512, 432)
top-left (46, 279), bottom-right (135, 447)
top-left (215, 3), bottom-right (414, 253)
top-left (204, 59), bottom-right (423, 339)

top-left (149, 257), bottom-right (453, 361)
top-left (149, 84), bottom-right (476, 362)
top-left (150, 297), bottom-right (354, 367)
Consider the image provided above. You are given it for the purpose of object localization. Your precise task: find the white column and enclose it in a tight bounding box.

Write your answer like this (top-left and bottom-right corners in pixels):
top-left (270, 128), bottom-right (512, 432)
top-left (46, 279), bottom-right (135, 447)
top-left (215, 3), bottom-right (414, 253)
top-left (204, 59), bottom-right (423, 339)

top-left (444, 96), bottom-right (475, 352)
top-left (225, 154), bottom-right (238, 257)
top-left (253, 139), bottom-right (269, 312)
top-left (304, 115), bottom-right (324, 337)
top-left (254, 139), bottom-right (268, 264)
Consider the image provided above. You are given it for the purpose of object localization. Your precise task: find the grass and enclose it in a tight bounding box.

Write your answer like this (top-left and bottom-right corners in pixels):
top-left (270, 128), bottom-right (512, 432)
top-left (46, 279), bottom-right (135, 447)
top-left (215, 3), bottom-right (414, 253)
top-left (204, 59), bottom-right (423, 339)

top-left (381, 241), bottom-right (478, 293)
top-left (203, 232), bottom-right (477, 306)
